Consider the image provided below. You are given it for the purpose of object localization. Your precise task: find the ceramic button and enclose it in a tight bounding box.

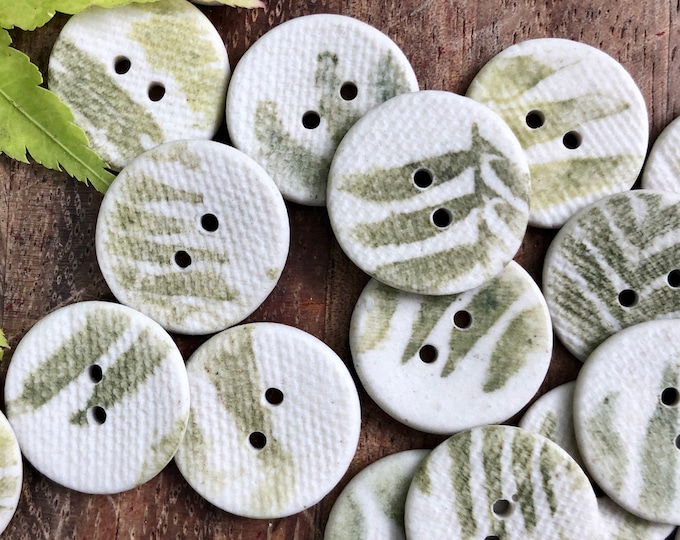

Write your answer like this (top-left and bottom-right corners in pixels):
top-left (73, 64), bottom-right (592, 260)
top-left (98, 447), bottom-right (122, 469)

top-left (404, 425), bottom-right (598, 540)
top-left (350, 261), bottom-right (551, 434)
top-left (597, 496), bottom-right (675, 540)
top-left (48, 0), bottom-right (229, 171)
top-left (0, 411), bottom-right (22, 534)
top-left (328, 90), bottom-right (531, 295)
top-left (519, 382), bottom-right (583, 468)
top-left (467, 38), bottom-right (648, 228)
top-left (96, 140), bottom-right (290, 335)
top-left (642, 116), bottom-right (680, 192)
top-left (573, 319), bottom-right (680, 524)
top-left (174, 322), bottom-right (361, 519)
top-left (325, 449), bottom-right (429, 540)
top-left (226, 14), bottom-right (418, 205)
top-left (4, 301), bottom-right (190, 495)
top-left (543, 190), bottom-right (680, 361)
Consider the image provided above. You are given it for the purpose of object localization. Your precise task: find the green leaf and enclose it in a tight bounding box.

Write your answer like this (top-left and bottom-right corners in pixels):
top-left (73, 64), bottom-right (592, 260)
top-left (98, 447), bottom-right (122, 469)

top-left (212, 0), bottom-right (265, 7)
top-left (0, 28), bottom-right (114, 191)
top-left (0, 328), bottom-right (8, 361)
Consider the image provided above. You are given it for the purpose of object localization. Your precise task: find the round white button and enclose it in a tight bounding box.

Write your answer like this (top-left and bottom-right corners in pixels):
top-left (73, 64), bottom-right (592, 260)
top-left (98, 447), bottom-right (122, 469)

top-left (0, 411), bottom-right (22, 534)
top-left (642, 115), bottom-right (680, 192)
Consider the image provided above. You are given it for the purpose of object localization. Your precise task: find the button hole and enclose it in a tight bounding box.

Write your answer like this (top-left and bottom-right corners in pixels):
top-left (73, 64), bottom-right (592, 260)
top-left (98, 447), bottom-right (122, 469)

top-left (661, 387), bottom-right (680, 407)
top-left (249, 431), bottom-right (267, 450)
top-left (453, 310), bottom-right (472, 330)
top-left (413, 168), bottom-right (434, 189)
top-left (562, 130), bottom-right (582, 149)
top-left (617, 289), bottom-right (638, 308)
top-left (340, 82), bottom-right (358, 101)
top-left (668, 269), bottom-right (680, 288)
top-left (114, 56), bottom-right (131, 75)
top-left (675, 434), bottom-right (680, 450)
top-left (200, 213), bottom-right (219, 232)
top-left (525, 110), bottom-right (544, 129)
top-left (88, 364), bottom-right (103, 383)
top-left (432, 208), bottom-right (452, 229)
top-left (302, 111), bottom-right (321, 129)
top-left (174, 250), bottom-right (192, 268)
top-left (90, 406), bottom-right (107, 425)
top-left (148, 83), bottom-right (166, 102)
top-left (265, 388), bottom-right (284, 406)
top-left (492, 498), bottom-right (514, 518)
top-left (418, 344), bottom-right (438, 364)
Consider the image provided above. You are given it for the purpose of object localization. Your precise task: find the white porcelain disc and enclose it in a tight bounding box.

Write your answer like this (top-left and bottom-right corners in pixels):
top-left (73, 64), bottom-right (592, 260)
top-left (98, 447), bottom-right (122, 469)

top-left (48, 0), bottom-right (229, 170)
top-left (4, 301), bottom-right (190, 495)
top-left (404, 425), bottom-right (598, 539)
top-left (96, 140), bottom-right (290, 335)
top-left (226, 14), bottom-right (418, 205)
top-left (642, 116), bottom-right (680, 192)
top-left (174, 322), bottom-right (361, 519)
top-left (467, 38), bottom-right (648, 228)
top-left (328, 90), bottom-right (531, 295)
top-left (543, 190), bottom-right (680, 361)
top-left (574, 319), bottom-right (680, 524)
top-left (351, 261), bottom-right (551, 434)
top-left (324, 449), bottom-right (429, 540)
top-left (0, 411), bottom-right (22, 534)
top-left (596, 496), bottom-right (675, 540)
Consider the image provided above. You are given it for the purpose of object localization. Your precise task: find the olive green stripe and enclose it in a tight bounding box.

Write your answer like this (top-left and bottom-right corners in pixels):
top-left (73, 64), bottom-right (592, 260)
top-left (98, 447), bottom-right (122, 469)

top-left (326, 493), bottom-right (367, 540)
top-left (585, 392), bottom-right (628, 491)
top-left (538, 412), bottom-right (558, 441)
top-left (117, 171), bottom-right (204, 205)
top-left (0, 477), bottom-right (18, 499)
top-left (373, 50), bottom-right (412, 103)
top-left (401, 295), bottom-right (450, 363)
top-left (511, 431), bottom-right (538, 533)
top-left (137, 415), bottom-right (187, 483)
top-left (482, 428), bottom-right (507, 538)
top-left (355, 283), bottom-right (401, 354)
top-left (0, 430), bottom-right (18, 468)
top-left (538, 442), bottom-right (559, 516)
top-left (104, 235), bottom-right (230, 266)
top-left (448, 431), bottom-right (477, 539)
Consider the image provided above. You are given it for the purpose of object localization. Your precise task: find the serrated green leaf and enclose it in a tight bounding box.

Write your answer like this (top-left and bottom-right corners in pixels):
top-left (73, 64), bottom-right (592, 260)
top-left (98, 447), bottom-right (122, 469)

top-left (0, 329), bottom-right (8, 361)
top-left (0, 28), bottom-right (114, 191)
top-left (212, 0), bottom-right (265, 7)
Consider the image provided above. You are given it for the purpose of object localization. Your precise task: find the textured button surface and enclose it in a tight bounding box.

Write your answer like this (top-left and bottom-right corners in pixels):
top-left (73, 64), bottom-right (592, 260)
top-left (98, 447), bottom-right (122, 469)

top-left (226, 14), bottom-right (418, 205)
top-left (642, 116), bottom-right (680, 192)
top-left (404, 425), bottom-right (598, 540)
top-left (4, 301), bottom-right (190, 495)
top-left (325, 449), bottom-right (428, 540)
top-left (597, 496), bottom-right (675, 540)
top-left (467, 38), bottom-right (648, 228)
top-left (174, 322), bottom-right (361, 519)
top-left (543, 190), bottom-right (680, 361)
top-left (0, 411), bottom-right (22, 534)
top-left (96, 140), bottom-right (290, 335)
top-left (350, 261), bottom-right (551, 434)
top-left (328, 90), bottom-right (530, 295)
top-left (574, 319), bottom-right (680, 524)
top-left (48, 0), bottom-right (229, 170)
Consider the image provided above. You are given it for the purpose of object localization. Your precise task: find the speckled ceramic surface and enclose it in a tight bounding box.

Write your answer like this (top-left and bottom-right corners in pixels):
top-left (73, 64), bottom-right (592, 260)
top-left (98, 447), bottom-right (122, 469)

top-left (4, 301), bottom-right (190, 495)
top-left (324, 449), bottom-right (429, 540)
top-left (519, 382), bottom-right (583, 468)
top-left (573, 319), bottom-right (680, 524)
top-left (597, 496), bottom-right (675, 540)
top-left (48, 0), bottom-right (229, 171)
top-left (350, 261), bottom-right (551, 434)
top-left (96, 140), bottom-right (290, 335)
top-left (543, 190), bottom-right (680, 361)
top-left (0, 411), bottom-right (22, 534)
top-left (174, 322), bottom-right (362, 519)
top-left (642, 116), bottom-right (680, 192)
top-left (404, 425), bottom-right (598, 539)
top-left (467, 38), bottom-right (648, 228)
top-left (327, 90), bottom-right (531, 295)
top-left (226, 13), bottom-right (418, 206)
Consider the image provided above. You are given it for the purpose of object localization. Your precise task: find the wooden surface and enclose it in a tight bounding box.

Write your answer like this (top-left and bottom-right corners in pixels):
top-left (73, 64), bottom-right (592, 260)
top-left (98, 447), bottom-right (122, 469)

top-left (0, 0), bottom-right (675, 538)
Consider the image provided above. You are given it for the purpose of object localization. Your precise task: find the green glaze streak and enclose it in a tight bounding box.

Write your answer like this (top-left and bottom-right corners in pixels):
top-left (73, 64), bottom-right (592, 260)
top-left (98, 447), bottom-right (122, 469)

top-left (639, 365), bottom-right (679, 515)
top-left (411, 457), bottom-right (432, 496)
top-left (538, 442), bottom-right (559, 516)
top-left (448, 431), bottom-right (477, 539)
top-left (254, 100), bottom-right (330, 194)
top-left (372, 460), bottom-right (416, 527)
top-left (204, 327), bottom-right (296, 512)
top-left (106, 237), bottom-right (230, 266)
top-left (50, 39), bottom-right (163, 166)
top-left (138, 416), bottom-right (187, 483)
top-left (401, 295), bottom-right (450, 362)
top-left (0, 429), bottom-right (17, 468)
top-left (11, 309), bottom-right (131, 414)
top-left (530, 156), bottom-right (640, 211)
top-left (511, 431), bottom-right (538, 533)
top-left (179, 410), bottom-right (226, 495)
top-left (129, 1), bottom-right (224, 117)
top-left (442, 269), bottom-right (524, 377)
top-left (0, 477), bottom-right (18, 499)
top-left (585, 392), bottom-right (628, 490)
top-left (326, 493), bottom-right (367, 540)
top-left (481, 427), bottom-right (508, 538)
top-left (373, 50), bottom-right (412, 103)
top-left (538, 411), bottom-right (558, 441)
top-left (70, 327), bottom-right (171, 425)
top-left (483, 304), bottom-right (544, 393)
top-left (469, 55), bottom-right (562, 104)
top-left (356, 283), bottom-right (401, 354)
top-left (116, 169), bottom-right (204, 205)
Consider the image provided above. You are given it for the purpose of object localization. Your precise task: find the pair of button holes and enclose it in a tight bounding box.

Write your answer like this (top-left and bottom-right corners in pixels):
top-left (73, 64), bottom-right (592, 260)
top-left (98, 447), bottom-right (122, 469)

top-left (301, 82), bottom-right (359, 130)
top-left (411, 168), bottom-right (454, 230)
top-left (114, 56), bottom-right (165, 102)
top-left (173, 214), bottom-right (220, 270)
top-left (418, 310), bottom-right (472, 364)
top-left (87, 365), bottom-right (107, 425)
top-left (659, 387), bottom-right (680, 450)
top-left (617, 270), bottom-right (680, 309)
top-left (248, 388), bottom-right (285, 451)
top-left (525, 110), bottom-right (582, 150)
top-left (483, 496), bottom-right (518, 539)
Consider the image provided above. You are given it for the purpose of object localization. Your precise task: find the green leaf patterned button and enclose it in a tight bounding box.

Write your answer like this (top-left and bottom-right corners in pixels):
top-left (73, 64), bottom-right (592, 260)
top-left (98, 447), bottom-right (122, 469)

top-left (0, 411), bottom-right (22, 534)
top-left (597, 496), bottom-right (675, 540)
top-left (4, 301), bottom-right (190, 495)
top-left (174, 322), bottom-right (362, 519)
top-left (574, 319), bottom-right (680, 525)
top-left (324, 449), bottom-right (429, 540)
top-left (467, 38), bottom-right (648, 228)
top-left (226, 14), bottom-right (418, 206)
top-left (404, 425), bottom-right (598, 539)
top-left (48, 0), bottom-right (230, 171)
top-left (543, 190), bottom-right (680, 361)
top-left (95, 139), bottom-right (290, 335)
top-left (642, 116), bottom-right (680, 192)
top-left (350, 261), bottom-right (552, 434)
top-left (328, 90), bottom-right (531, 295)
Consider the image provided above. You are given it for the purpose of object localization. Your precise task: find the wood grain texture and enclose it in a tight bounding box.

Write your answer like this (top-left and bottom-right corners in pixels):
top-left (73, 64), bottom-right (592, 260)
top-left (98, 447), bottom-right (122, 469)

top-left (0, 1), bottom-right (676, 538)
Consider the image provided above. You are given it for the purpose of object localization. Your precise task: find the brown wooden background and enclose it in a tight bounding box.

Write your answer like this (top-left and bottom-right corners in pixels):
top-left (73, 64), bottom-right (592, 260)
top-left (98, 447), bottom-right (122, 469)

top-left (0, 0), bottom-right (676, 538)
